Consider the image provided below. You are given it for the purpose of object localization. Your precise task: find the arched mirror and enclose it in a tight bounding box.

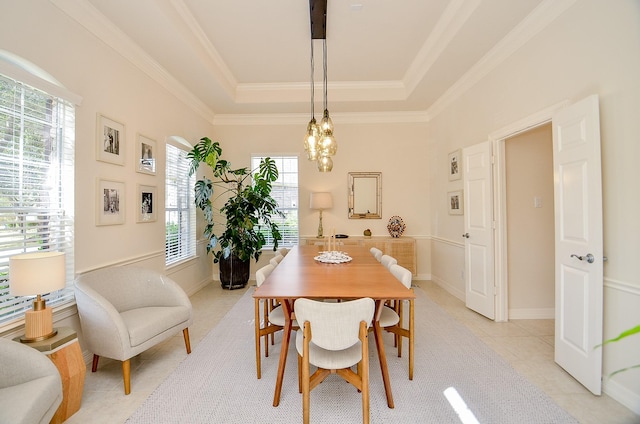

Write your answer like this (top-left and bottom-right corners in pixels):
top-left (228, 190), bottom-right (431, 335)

top-left (348, 172), bottom-right (382, 219)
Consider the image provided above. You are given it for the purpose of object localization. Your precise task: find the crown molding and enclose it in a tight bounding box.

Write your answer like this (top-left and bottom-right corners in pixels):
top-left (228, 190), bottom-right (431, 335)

top-left (213, 110), bottom-right (429, 126)
top-left (425, 0), bottom-right (577, 121)
top-left (50, 0), bottom-right (215, 122)
top-left (404, 0), bottom-right (481, 94)
top-left (50, 0), bottom-right (576, 126)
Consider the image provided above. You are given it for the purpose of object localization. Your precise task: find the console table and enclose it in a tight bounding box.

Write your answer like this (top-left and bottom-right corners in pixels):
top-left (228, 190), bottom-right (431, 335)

top-left (14, 327), bottom-right (85, 423)
top-left (301, 236), bottom-right (416, 275)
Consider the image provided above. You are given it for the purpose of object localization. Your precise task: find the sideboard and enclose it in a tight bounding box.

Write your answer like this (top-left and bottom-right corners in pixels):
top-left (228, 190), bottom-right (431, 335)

top-left (300, 236), bottom-right (416, 275)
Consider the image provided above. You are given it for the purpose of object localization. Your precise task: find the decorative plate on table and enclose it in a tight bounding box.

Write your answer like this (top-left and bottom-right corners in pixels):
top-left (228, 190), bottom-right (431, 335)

top-left (314, 251), bottom-right (352, 264)
top-left (387, 215), bottom-right (406, 238)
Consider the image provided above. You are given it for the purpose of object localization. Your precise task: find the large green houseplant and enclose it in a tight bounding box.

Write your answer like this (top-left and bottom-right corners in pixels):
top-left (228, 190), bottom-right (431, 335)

top-left (187, 137), bottom-right (283, 289)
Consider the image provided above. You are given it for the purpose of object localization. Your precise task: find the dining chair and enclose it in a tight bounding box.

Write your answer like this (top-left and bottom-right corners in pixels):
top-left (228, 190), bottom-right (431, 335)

top-left (294, 297), bottom-right (375, 424)
top-left (277, 247), bottom-right (289, 257)
top-left (379, 264), bottom-right (415, 379)
top-left (369, 247), bottom-right (383, 261)
top-left (270, 253), bottom-right (284, 267)
top-left (254, 264), bottom-right (282, 379)
top-left (380, 254), bottom-right (397, 269)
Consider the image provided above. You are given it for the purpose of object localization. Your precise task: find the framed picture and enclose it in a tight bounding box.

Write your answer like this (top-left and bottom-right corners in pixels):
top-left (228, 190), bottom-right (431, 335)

top-left (137, 184), bottom-right (157, 223)
top-left (97, 179), bottom-right (125, 225)
top-left (448, 149), bottom-right (461, 181)
top-left (96, 114), bottom-right (125, 165)
top-left (448, 190), bottom-right (463, 215)
top-left (136, 134), bottom-right (156, 175)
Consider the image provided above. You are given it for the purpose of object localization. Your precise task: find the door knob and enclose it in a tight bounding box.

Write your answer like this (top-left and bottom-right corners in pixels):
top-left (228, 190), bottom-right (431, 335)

top-left (462, 233), bottom-right (470, 238)
top-left (570, 253), bottom-right (594, 263)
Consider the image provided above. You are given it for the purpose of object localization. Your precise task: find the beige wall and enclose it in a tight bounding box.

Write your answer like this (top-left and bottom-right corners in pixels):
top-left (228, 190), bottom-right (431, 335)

top-left (505, 124), bottom-right (554, 317)
top-left (0, 2), bottom-right (214, 341)
top-left (213, 121), bottom-right (432, 279)
top-left (427, 0), bottom-right (640, 410)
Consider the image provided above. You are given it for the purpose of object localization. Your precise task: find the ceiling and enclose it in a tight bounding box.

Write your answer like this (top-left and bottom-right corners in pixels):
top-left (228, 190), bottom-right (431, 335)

top-left (53, 0), bottom-right (560, 122)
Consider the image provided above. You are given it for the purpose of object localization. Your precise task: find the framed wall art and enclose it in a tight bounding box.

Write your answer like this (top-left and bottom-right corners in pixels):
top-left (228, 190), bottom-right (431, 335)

top-left (97, 178), bottom-right (125, 225)
top-left (136, 134), bottom-right (156, 175)
top-left (137, 184), bottom-right (157, 223)
top-left (448, 190), bottom-right (463, 215)
top-left (96, 114), bottom-right (125, 165)
top-left (448, 149), bottom-right (461, 181)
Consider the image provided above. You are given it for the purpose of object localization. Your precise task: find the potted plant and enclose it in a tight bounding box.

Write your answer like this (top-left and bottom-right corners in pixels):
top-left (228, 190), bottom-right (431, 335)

top-left (187, 137), bottom-right (283, 289)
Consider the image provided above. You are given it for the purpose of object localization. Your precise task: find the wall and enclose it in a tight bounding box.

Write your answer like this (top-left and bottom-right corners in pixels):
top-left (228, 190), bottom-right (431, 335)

top-left (213, 120), bottom-right (432, 279)
top-left (0, 2), bottom-right (214, 343)
top-left (505, 124), bottom-right (554, 318)
top-left (427, 0), bottom-right (640, 412)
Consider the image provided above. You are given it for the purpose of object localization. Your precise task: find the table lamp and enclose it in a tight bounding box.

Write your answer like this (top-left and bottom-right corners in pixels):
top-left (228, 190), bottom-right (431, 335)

top-left (309, 192), bottom-right (333, 238)
top-left (9, 251), bottom-right (66, 343)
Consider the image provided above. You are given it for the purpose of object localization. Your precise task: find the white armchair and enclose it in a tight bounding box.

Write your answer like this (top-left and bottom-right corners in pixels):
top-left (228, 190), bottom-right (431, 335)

top-left (0, 337), bottom-right (63, 424)
top-left (74, 266), bottom-right (193, 395)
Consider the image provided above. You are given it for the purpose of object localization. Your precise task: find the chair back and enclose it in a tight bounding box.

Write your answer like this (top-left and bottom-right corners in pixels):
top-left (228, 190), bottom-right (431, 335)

top-left (269, 254), bottom-right (284, 267)
top-left (75, 266), bottom-right (187, 312)
top-left (369, 247), bottom-right (383, 261)
top-left (380, 254), bottom-right (397, 269)
top-left (277, 247), bottom-right (289, 257)
top-left (389, 264), bottom-right (412, 289)
top-left (294, 298), bottom-right (374, 351)
top-left (256, 264), bottom-right (275, 287)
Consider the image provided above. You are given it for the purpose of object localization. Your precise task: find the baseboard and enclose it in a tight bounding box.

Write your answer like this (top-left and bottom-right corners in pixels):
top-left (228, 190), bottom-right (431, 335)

top-left (508, 308), bottom-right (555, 319)
top-left (603, 377), bottom-right (640, 416)
top-left (431, 275), bottom-right (465, 301)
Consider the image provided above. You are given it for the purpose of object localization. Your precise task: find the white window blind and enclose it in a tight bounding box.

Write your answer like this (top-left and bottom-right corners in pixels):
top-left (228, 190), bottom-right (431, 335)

top-left (251, 155), bottom-right (299, 247)
top-left (166, 143), bottom-right (196, 265)
top-left (0, 73), bottom-right (75, 325)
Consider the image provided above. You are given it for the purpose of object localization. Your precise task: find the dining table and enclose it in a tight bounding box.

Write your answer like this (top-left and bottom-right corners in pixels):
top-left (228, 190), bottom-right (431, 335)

top-left (253, 244), bottom-right (416, 409)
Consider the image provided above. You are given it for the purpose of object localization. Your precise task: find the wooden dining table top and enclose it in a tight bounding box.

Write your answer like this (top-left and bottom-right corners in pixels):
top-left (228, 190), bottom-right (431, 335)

top-left (253, 244), bottom-right (415, 300)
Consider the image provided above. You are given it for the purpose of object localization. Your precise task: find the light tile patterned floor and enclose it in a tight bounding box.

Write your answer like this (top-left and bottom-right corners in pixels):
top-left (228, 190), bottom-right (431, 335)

top-left (65, 280), bottom-right (638, 424)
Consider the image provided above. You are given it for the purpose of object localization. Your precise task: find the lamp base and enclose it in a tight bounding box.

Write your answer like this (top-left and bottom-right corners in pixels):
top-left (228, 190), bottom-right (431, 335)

top-left (20, 328), bottom-right (58, 343)
top-left (21, 306), bottom-right (57, 343)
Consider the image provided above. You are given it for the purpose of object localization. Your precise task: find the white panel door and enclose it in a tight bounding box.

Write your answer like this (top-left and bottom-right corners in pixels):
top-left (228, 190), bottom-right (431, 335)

top-left (553, 95), bottom-right (603, 395)
top-left (463, 141), bottom-right (495, 320)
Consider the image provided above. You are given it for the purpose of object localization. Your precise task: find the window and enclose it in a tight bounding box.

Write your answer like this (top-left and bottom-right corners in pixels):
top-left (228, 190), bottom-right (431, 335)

top-left (165, 141), bottom-right (196, 265)
top-left (251, 155), bottom-right (298, 247)
top-left (0, 73), bottom-right (75, 325)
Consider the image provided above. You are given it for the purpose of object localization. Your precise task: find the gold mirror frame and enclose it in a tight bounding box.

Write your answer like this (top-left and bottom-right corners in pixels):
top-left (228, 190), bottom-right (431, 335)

top-left (348, 172), bottom-right (382, 219)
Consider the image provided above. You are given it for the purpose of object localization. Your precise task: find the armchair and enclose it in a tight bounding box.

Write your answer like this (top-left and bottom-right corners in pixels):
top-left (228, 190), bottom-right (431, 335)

top-left (0, 337), bottom-right (63, 424)
top-left (74, 266), bottom-right (193, 395)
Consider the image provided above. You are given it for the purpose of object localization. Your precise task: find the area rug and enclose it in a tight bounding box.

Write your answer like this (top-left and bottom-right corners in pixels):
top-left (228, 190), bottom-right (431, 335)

top-left (126, 287), bottom-right (578, 423)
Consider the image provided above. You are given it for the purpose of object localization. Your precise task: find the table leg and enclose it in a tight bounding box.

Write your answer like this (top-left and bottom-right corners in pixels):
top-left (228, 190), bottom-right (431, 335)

top-left (373, 300), bottom-right (394, 408)
top-left (273, 298), bottom-right (293, 407)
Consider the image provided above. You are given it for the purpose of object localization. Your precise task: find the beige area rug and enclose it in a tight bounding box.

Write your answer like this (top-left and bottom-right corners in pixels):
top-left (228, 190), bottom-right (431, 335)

top-left (126, 288), bottom-right (578, 423)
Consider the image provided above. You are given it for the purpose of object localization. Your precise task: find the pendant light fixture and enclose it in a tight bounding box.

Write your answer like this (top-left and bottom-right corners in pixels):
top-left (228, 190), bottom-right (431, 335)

top-left (303, 37), bottom-right (321, 162)
top-left (304, 0), bottom-right (336, 172)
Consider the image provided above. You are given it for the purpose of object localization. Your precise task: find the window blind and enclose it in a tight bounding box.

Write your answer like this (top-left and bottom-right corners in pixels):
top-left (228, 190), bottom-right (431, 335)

top-left (251, 155), bottom-right (299, 247)
top-left (165, 143), bottom-right (196, 265)
top-left (0, 73), bottom-right (75, 325)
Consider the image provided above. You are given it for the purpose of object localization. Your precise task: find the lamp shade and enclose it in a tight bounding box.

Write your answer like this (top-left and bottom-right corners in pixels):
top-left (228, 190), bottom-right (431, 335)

top-left (9, 251), bottom-right (66, 296)
top-left (309, 192), bottom-right (333, 210)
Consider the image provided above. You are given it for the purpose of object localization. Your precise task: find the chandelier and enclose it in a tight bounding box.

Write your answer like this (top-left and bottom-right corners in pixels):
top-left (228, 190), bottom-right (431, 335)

top-left (303, 0), bottom-right (336, 172)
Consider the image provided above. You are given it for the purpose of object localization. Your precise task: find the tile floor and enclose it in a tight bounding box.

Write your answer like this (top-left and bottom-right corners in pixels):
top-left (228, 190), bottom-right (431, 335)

top-left (65, 280), bottom-right (639, 424)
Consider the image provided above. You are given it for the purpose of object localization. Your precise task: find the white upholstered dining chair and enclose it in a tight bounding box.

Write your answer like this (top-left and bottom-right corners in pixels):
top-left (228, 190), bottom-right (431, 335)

top-left (254, 264), bottom-right (280, 379)
top-left (295, 297), bottom-right (375, 424)
top-left (369, 247), bottom-right (383, 261)
top-left (378, 264), bottom-right (415, 379)
top-left (380, 254), bottom-right (397, 269)
top-left (269, 253), bottom-right (284, 267)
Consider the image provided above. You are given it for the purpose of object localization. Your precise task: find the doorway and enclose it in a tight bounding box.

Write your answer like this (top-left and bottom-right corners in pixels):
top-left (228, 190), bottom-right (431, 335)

top-left (503, 123), bottom-right (555, 319)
